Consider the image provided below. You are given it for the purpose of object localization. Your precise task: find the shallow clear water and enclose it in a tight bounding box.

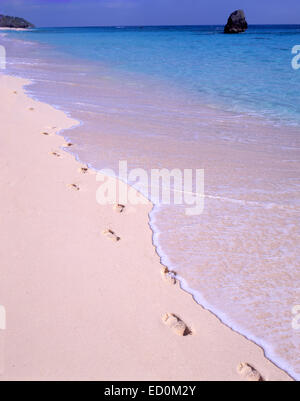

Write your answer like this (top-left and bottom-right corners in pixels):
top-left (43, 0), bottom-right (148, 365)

top-left (1, 25), bottom-right (299, 379)
top-left (5, 25), bottom-right (300, 125)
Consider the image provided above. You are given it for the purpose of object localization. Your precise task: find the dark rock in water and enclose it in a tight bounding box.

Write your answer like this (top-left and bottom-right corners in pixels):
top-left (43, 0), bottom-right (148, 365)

top-left (224, 10), bottom-right (248, 34)
top-left (0, 14), bottom-right (35, 29)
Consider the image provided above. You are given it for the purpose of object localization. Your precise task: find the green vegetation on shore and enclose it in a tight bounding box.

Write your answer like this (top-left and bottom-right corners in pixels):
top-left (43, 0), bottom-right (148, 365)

top-left (0, 14), bottom-right (34, 29)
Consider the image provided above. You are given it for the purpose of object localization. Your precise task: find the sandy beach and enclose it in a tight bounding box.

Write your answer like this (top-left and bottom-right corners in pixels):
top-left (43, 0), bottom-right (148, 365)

top-left (0, 28), bottom-right (28, 31)
top-left (0, 73), bottom-right (293, 381)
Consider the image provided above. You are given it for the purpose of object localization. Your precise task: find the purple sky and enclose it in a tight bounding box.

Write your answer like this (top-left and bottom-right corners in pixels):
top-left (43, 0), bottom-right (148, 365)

top-left (0, 0), bottom-right (299, 27)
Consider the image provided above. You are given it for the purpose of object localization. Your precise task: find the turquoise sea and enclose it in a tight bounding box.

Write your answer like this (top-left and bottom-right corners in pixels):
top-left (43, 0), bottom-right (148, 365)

top-left (4, 25), bottom-right (300, 124)
top-left (1, 25), bottom-right (299, 379)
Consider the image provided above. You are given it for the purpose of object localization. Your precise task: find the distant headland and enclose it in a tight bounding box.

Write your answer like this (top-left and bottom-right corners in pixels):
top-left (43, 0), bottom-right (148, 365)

top-left (0, 14), bottom-right (35, 29)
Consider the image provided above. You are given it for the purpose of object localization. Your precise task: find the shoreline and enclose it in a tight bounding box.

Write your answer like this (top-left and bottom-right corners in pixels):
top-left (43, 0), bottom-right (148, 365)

top-left (0, 72), bottom-right (293, 381)
top-left (0, 28), bottom-right (32, 31)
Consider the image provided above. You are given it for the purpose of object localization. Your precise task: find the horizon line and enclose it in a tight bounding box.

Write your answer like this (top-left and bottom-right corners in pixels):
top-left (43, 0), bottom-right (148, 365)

top-left (34, 23), bottom-right (300, 29)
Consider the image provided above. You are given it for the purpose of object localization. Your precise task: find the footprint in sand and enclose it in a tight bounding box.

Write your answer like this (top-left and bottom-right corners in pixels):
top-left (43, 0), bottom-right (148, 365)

top-left (50, 151), bottom-right (61, 158)
top-left (79, 167), bottom-right (89, 174)
top-left (162, 313), bottom-right (191, 336)
top-left (161, 267), bottom-right (176, 285)
top-left (68, 184), bottom-right (80, 191)
top-left (42, 132), bottom-right (50, 136)
top-left (237, 363), bottom-right (264, 382)
top-left (103, 229), bottom-right (121, 242)
top-left (113, 204), bottom-right (125, 213)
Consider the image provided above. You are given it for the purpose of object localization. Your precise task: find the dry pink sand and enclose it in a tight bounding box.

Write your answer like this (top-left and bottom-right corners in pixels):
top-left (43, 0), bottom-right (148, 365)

top-left (0, 74), bottom-right (292, 381)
